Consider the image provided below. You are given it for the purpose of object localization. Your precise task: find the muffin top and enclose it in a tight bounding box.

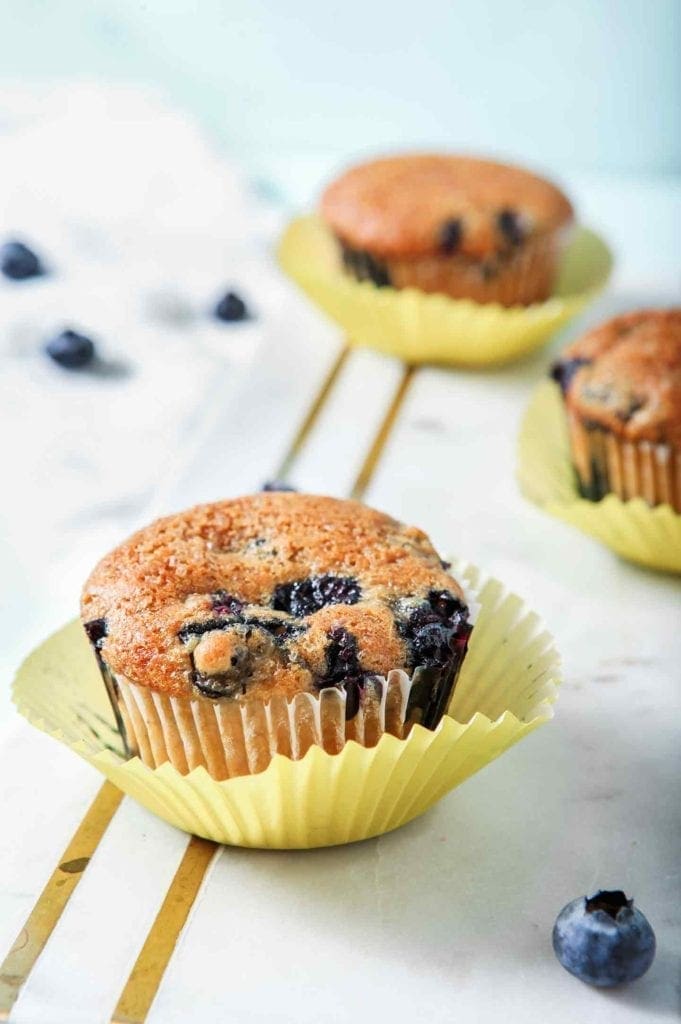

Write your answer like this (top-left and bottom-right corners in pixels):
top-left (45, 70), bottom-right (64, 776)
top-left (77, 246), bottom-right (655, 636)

top-left (320, 154), bottom-right (573, 260)
top-left (552, 309), bottom-right (681, 445)
top-left (81, 493), bottom-right (470, 703)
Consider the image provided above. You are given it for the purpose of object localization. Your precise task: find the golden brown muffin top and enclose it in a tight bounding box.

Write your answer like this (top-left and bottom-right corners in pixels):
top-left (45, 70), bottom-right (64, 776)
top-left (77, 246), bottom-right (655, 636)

top-left (81, 494), bottom-right (470, 702)
top-left (553, 309), bottom-right (681, 445)
top-left (320, 154), bottom-right (573, 259)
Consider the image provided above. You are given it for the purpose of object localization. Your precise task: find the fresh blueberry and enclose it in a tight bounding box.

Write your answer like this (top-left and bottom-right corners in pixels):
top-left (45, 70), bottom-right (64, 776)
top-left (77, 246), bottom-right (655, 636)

top-left (0, 240), bottom-right (44, 281)
top-left (261, 480), bottom-right (297, 492)
top-left (438, 218), bottom-right (463, 255)
top-left (45, 329), bottom-right (95, 369)
top-left (553, 890), bottom-right (656, 987)
top-left (214, 291), bottom-right (249, 322)
top-left (272, 575), bottom-right (361, 617)
top-left (497, 208), bottom-right (525, 246)
top-left (550, 357), bottom-right (592, 395)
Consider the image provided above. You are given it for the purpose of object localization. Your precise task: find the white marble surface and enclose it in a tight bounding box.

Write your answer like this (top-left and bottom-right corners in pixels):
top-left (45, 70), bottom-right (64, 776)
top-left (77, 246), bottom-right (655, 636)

top-left (1, 85), bottom-right (680, 1023)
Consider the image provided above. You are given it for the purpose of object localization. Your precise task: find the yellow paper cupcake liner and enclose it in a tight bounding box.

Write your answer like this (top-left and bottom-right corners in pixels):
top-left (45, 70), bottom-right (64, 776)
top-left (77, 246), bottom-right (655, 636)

top-left (277, 215), bottom-right (612, 367)
top-left (13, 561), bottom-right (560, 849)
top-left (518, 381), bottom-right (681, 574)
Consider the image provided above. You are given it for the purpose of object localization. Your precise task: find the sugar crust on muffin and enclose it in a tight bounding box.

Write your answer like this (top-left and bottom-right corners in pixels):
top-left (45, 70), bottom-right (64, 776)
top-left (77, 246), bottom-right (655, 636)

top-left (81, 493), bottom-right (471, 706)
top-left (321, 153), bottom-right (573, 261)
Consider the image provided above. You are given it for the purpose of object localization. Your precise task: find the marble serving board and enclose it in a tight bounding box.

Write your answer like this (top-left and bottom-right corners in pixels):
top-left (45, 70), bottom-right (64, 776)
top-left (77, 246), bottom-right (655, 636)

top-left (1, 85), bottom-right (680, 1024)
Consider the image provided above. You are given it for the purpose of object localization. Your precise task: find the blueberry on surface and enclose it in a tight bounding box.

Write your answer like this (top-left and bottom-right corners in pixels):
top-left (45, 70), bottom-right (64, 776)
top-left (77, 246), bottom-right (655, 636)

top-left (0, 240), bottom-right (44, 280)
top-left (552, 890), bottom-right (656, 987)
top-left (261, 480), bottom-right (297, 492)
top-left (45, 329), bottom-right (95, 369)
top-left (214, 291), bottom-right (249, 322)
top-left (438, 218), bottom-right (463, 255)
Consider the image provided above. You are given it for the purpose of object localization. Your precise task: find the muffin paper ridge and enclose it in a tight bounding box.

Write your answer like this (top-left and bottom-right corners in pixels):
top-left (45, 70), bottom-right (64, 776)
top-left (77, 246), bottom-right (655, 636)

top-left (277, 215), bottom-right (612, 367)
top-left (518, 380), bottom-right (681, 573)
top-left (110, 565), bottom-right (479, 782)
top-left (13, 560), bottom-right (560, 848)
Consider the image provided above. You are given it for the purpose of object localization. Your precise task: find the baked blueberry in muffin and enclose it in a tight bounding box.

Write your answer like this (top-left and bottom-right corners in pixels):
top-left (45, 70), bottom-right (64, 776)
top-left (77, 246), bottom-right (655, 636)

top-left (551, 308), bottom-right (681, 510)
top-left (81, 494), bottom-right (473, 779)
top-left (320, 154), bottom-right (574, 306)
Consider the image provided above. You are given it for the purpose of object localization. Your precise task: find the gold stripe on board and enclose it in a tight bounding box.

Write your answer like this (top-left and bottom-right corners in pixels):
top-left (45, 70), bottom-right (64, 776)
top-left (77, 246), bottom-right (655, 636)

top-left (111, 836), bottom-right (216, 1024)
top-left (0, 781), bottom-right (123, 1021)
top-left (275, 345), bottom-right (349, 483)
top-left (350, 366), bottom-right (414, 500)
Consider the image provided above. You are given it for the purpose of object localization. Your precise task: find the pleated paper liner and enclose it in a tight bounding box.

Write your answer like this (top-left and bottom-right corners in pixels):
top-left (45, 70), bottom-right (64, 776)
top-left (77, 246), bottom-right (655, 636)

top-left (518, 380), bottom-right (681, 574)
top-left (13, 561), bottom-right (560, 849)
top-left (110, 583), bottom-right (480, 782)
top-left (277, 215), bottom-right (612, 367)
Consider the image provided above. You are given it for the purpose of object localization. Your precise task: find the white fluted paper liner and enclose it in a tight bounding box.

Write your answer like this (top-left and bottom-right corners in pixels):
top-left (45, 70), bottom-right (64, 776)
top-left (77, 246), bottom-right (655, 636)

top-left (13, 561), bottom-right (559, 848)
top-left (115, 672), bottom-right (414, 780)
top-left (565, 409), bottom-right (681, 512)
top-left (518, 381), bottom-right (681, 574)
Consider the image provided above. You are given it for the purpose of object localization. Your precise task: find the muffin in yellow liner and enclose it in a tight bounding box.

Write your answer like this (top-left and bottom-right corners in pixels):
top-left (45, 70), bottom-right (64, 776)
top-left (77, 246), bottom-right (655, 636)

top-left (13, 561), bottom-right (560, 849)
top-left (518, 381), bottom-right (681, 574)
top-left (277, 215), bottom-right (612, 367)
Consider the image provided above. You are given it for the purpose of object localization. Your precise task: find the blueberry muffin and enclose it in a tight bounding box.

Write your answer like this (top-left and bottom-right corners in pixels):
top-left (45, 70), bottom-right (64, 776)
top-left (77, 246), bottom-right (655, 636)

top-left (81, 494), bottom-right (473, 779)
top-left (551, 309), bottom-right (681, 511)
top-left (320, 154), bottom-right (574, 306)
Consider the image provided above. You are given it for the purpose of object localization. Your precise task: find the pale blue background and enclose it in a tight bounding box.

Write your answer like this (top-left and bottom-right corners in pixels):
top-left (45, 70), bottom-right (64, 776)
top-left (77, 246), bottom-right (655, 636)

top-left (1, 0), bottom-right (679, 177)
